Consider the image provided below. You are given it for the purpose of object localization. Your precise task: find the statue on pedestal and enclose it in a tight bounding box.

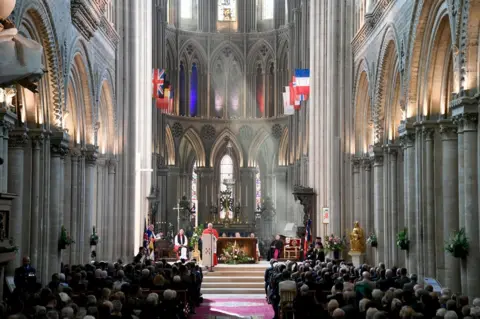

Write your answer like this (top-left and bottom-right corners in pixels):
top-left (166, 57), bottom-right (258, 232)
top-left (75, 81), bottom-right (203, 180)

top-left (349, 221), bottom-right (365, 253)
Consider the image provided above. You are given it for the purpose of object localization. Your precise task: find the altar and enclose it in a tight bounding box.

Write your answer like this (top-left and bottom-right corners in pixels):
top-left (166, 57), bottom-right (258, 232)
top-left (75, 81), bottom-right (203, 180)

top-left (217, 237), bottom-right (257, 263)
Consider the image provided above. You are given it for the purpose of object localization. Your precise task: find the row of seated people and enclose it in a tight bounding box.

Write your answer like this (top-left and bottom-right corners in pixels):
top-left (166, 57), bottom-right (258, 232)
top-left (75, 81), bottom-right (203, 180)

top-left (265, 257), bottom-right (480, 319)
top-left (7, 255), bottom-right (203, 319)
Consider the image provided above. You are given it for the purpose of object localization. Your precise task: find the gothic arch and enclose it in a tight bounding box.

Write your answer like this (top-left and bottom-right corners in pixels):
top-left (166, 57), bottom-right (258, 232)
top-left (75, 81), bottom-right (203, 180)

top-left (374, 26), bottom-right (401, 145)
top-left (178, 38), bottom-right (208, 69)
top-left (278, 127), bottom-right (289, 166)
top-left (354, 70), bottom-right (372, 154)
top-left (464, 0), bottom-right (480, 90)
top-left (209, 41), bottom-right (245, 70)
top-left (247, 40), bottom-right (275, 73)
top-left (407, 0), bottom-right (454, 117)
top-left (17, 2), bottom-right (63, 128)
top-left (248, 128), bottom-right (271, 166)
top-left (179, 128), bottom-right (206, 167)
top-left (210, 129), bottom-right (244, 168)
top-left (165, 126), bottom-right (176, 166)
top-left (98, 69), bottom-right (117, 132)
top-left (97, 80), bottom-right (116, 154)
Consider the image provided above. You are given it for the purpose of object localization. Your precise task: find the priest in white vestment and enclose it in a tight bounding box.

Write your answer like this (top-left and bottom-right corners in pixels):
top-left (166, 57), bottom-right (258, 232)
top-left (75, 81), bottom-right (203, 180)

top-left (174, 229), bottom-right (188, 260)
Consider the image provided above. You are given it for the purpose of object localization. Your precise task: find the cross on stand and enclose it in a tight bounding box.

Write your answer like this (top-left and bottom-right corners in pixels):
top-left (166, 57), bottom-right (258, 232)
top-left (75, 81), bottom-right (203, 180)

top-left (173, 202), bottom-right (182, 232)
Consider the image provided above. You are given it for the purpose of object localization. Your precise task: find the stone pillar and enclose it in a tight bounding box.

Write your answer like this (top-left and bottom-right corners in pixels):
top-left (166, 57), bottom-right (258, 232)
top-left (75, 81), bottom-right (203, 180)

top-left (401, 131), bottom-right (417, 275)
top-left (439, 122), bottom-right (461, 293)
top-left (460, 114), bottom-right (479, 297)
top-left (388, 147), bottom-right (399, 266)
top-left (69, 149), bottom-right (81, 264)
top-left (456, 120), bottom-right (468, 291)
top-left (423, 127), bottom-right (436, 277)
top-left (29, 130), bottom-right (45, 270)
top-left (7, 129), bottom-right (28, 272)
top-left (352, 158), bottom-right (361, 229)
top-left (107, 159), bottom-right (117, 261)
top-left (240, 168), bottom-right (256, 223)
top-left (362, 158), bottom-right (373, 263)
top-left (372, 150), bottom-right (383, 265)
top-left (49, 132), bottom-right (69, 276)
top-left (274, 167), bottom-right (287, 225)
top-left (84, 145), bottom-right (97, 262)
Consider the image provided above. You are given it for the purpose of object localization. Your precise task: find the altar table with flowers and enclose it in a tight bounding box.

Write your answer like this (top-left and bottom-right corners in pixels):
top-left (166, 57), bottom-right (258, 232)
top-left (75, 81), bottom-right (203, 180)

top-left (217, 237), bottom-right (257, 263)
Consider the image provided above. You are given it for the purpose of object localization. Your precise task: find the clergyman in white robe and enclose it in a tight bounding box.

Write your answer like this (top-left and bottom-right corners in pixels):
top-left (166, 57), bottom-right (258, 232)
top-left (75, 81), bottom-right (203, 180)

top-left (174, 231), bottom-right (189, 260)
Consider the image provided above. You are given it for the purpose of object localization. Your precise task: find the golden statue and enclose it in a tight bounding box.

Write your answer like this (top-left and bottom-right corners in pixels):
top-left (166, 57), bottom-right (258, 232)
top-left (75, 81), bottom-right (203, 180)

top-left (350, 221), bottom-right (365, 253)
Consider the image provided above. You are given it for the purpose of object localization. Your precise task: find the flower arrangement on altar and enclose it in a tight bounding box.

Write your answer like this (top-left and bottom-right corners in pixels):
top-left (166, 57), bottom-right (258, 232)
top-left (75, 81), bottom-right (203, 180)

top-left (90, 226), bottom-right (99, 246)
top-left (366, 232), bottom-right (378, 247)
top-left (220, 241), bottom-right (255, 264)
top-left (324, 234), bottom-right (347, 252)
top-left (445, 228), bottom-right (469, 259)
top-left (189, 225), bottom-right (204, 248)
top-left (59, 225), bottom-right (74, 250)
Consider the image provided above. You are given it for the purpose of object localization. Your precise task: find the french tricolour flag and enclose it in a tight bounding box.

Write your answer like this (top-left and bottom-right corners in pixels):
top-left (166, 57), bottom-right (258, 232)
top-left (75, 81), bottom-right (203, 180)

top-left (294, 69), bottom-right (310, 101)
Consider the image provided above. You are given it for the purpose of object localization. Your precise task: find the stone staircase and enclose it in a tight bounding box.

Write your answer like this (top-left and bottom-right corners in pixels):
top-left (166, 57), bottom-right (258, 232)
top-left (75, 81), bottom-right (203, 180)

top-left (201, 264), bottom-right (267, 294)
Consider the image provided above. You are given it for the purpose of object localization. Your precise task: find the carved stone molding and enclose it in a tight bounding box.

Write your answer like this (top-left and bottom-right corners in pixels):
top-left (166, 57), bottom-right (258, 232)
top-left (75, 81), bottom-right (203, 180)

top-left (439, 120), bottom-right (458, 141)
top-left (271, 124), bottom-right (283, 139)
top-left (239, 125), bottom-right (254, 144)
top-left (8, 128), bottom-right (29, 149)
top-left (99, 16), bottom-right (119, 48)
top-left (454, 113), bottom-right (478, 132)
top-left (84, 144), bottom-right (98, 166)
top-left (292, 185), bottom-right (315, 227)
top-left (29, 129), bottom-right (46, 149)
top-left (201, 124), bottom-right (216, 140)
top-left (422, 127), bottom-right (435, 141)
top-left (108, 159), bottom-right (117, 174)
top-left (372, 154), bottom-right (384, 167)
top-left (50, 130), bottom-right (70, 158)
top-left (71, 0), bottom-right (108, 40)
top-left (399, 133), bottom-right (415, 149)
top-left (171, 122), bottom-right (183, 138)
top-left (69, 148), bottom-right (82, 159)
top-left (351, 157), bottom-right (362, 173)
top-left (362, 158), bottom-right (373, 171)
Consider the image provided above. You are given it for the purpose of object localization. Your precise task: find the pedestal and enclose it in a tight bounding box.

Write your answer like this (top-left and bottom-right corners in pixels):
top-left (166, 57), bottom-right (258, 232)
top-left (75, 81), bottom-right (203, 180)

top-left (348, 251), bottom-right (365, 267)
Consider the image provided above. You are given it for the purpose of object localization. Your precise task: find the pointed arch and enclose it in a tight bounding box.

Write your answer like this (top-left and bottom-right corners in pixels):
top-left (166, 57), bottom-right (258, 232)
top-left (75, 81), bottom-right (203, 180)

top-left (210, 129), bottom-right (244, 168)
top-left (209, 41), bottom-right (245, 70)
top-left (247, 40), bottom-right (275, 73)
top-left (278, 127), bottom-right (289, 166)
top-left (178, 38), bottom-right (208, 68)
top-left (247, 128), bottom-right (271, 166)
top-left (354, 68), bottom-right (372, 155)
top-left (180, 128), bottom-right (206, 167)
top-left (165, 126), bottom-right (176, 166)
top-left (97, 80), bottom-right (116, 154)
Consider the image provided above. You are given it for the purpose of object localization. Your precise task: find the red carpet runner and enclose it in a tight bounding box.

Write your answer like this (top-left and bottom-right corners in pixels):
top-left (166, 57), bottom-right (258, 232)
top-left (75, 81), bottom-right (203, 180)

top-left (191, 297), bottom-right (274, 319)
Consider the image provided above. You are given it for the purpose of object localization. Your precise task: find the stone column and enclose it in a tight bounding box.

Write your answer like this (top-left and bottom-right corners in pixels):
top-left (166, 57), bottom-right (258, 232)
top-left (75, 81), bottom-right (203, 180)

top-left (456, 120), bottom-right (467, 291)
top-left (461, 114), bottom-right (479, 297)
top-left (7, 129), bottom-right (28, 272)
top-left (240, 168), bottom-right (256, 223)
top-left (107, 159), bottom-right (117, 261)
top-left (372, 150), bottom-right (383, 265)
top-left (388, 147), bottom-right (399, 266)
top-left (274, 167), bottom-right (287, 224)
top-left (49, 132), bottom-right (69, 276)
top-left (401, 131), bottom-right (417, 275)
top-left (362, 158), bottom-right (373, 263)
top-left (69, 148), bottom-right (81, 264)
top-left (29, 130), bottom-right (45, 270)
top-left (439, 123), bottom-right (461, 293)
top-left (423, 127), bottom-right (436, 277)
top-left (84, 145), bottom-right (98, 262)
top-left (352, 158), bottom-right (361, 230)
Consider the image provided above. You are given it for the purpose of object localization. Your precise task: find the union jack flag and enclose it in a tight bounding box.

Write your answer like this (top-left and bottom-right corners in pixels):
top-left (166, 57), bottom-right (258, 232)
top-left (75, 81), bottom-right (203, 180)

top-left (152, 69), bottom-right (165, 99)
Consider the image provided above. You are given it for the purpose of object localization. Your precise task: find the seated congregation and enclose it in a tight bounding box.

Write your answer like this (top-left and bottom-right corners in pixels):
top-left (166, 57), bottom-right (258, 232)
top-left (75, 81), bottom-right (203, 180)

top-left (266, 258), bottom-right (480, 319)
top-left (4, 257), bottom-right (203, 319)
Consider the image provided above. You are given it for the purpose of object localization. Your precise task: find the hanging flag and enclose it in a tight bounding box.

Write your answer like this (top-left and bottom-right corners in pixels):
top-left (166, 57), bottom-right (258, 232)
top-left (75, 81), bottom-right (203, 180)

top-left (283, 89), bottom-right (294, 115)
top-left (143, 219), bottom-right (149, 249)
top-left (156, 81), bottom-right (171, 110)
top-left (152, 69), bottom-right (165, 98)
top-left (289, 78), bottom-right (300, 110)
top-left (295, 69), bottom-right (310, 101)
top-left (304, 218), bottom-right (312, 256)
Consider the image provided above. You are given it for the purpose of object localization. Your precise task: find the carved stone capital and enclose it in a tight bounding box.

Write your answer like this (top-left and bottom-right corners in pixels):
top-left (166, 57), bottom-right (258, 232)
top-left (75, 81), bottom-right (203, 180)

top-left (454, 113), bottom-right (478, 132)
top-left (399, 133), bottom-right (415, 149)
top-left (352, 157), bottom-right (361, 173)
top-left (8, 128), bottom-right (29, 149)
top-left (83, 145), bottom-right (98, 166)
top-left (0, 109), bottom-right (18, 137)
top-left (439, 120), bottom-right (458, 141)
top-left (422, 127), bottom-right (435, 141)
top-left (69, 148), bottom-right (82, 160)
top-left (362, 158), bottom-right (372, 171)
top-left (29, 129), bottom-right (47, 149)
top-left (373, 154), bottom-right (384, 167)
top-left (50, 130), bottom-right (70, 158)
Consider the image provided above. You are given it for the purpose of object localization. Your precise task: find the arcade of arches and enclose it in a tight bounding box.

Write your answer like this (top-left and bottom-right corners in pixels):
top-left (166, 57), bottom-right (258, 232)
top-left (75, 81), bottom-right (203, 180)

top-left (2, 0), bottom-right (480, 300)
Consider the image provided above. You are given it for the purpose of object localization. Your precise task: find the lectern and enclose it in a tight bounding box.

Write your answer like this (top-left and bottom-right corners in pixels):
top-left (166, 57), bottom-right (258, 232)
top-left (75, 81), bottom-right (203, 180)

top-left (202, 233), bottom-right (217, 268)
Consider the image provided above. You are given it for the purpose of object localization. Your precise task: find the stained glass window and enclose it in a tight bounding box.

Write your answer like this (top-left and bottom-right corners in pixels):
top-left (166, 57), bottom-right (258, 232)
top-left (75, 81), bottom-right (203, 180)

top-left (220, 155), bottom-right (233, 192)
top-left (191, 161), bottom-right (197, 203)
top-left (218, 0), bottom-right (237, 21)
top-left (256, 166), bottom-right (261, 209)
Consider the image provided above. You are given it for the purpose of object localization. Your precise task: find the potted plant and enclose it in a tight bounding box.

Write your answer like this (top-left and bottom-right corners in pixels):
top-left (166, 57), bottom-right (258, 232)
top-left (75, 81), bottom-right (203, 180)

top-left (445, 228), bottom-right (469, 259)
top-left (90, 226), bottom-right (99, 246)
top-left (396, 228), bottom-right (409, 250)
top-left (59, 226), bottom-right (74, 250)
top-left (324, 234), bottom-right (347, 259)
top-left (367, 232), bottom-right (378, 247)
top-left (189, 225), bottom-right (204, 249)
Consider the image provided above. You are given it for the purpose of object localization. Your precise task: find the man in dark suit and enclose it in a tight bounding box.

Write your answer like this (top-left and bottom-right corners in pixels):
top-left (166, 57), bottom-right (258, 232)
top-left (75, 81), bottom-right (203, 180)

top-left (14, 256), bottom-right (36, 290)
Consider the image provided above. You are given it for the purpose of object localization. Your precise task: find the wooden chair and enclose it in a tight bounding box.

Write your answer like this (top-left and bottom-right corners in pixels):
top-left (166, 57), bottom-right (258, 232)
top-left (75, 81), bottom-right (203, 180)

top-left (279, 288), bottom-right (297, 319)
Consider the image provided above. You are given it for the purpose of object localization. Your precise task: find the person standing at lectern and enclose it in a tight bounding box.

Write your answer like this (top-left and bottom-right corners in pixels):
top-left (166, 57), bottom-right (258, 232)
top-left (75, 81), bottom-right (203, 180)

top-left (174, 229), bottom-right (188, 260)
top-left (202, 223), bottom-right (219, 270)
